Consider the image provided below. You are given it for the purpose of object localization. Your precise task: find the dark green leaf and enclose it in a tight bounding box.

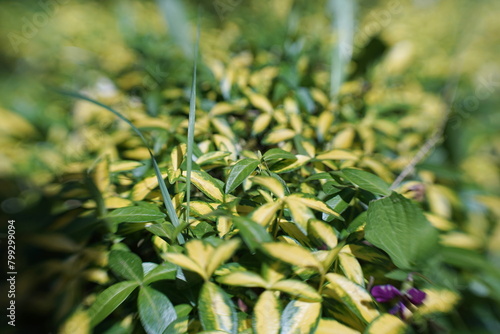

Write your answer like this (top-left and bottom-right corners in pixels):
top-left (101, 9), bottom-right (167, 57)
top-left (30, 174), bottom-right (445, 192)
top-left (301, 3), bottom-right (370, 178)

top-left (234, 216), bottom-right (272, 253)
top-left (109, 250), bottom-right (144, 282)
top-left (365, 193), bottom-right (439, 270)
top-left (225, 158), bottom-right (261, 193)
top-left (143, 263), bottom-right (177, 284)
top-left (88, 281), bottom-right (139, 327)
top-left (138, 286), bottom-right (177, 334)
top-left (104, 206), bottom-right (165, 225)
top-left (341, 168), bottom-right (391, 196)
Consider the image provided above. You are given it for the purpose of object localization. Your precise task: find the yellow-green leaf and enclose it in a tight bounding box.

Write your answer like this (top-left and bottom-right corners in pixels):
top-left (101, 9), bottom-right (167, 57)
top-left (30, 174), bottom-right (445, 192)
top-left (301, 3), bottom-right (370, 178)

top-left (197, 151), bottom-right (232, 166)
top-left (365, 314), bottom-right (406, 334)
top-left (338, 251), bottom-right (365, 287)
top-left (280, 300), bottom-right (321, 334)
top-left (271, 279), bottom-right (322, 302)
top-left (185, 240), bottom-right (215, 273)
top-left (246, 91), bottom-right (274, 113)
top-left (249, 201), bottom-right (282, 227)
top-left (284, 197), bottom-right (315, 232)
top-left (272, 155), bottom-right (310, 173)
top-left (316, 318), bottom-right (360, 334)
top-left (263, 129), bottom-right (296, 145)
top-left (206, 239), bottom-right (241, 277)
top-left (262, 243), bottom-right (321, 270)
top-left (110, 160), bottom-right (144, 172)
top-left (253, 291), bottom-right (281, 334)
top-left (324, 273), bottom-right (379, 323)
top-left (308, 219), bottom-right (338, 249)
top-left (316, 149), bottom-right (358, 161)
top-left (60, 309), bottom-right (90, 334)
top-left (287, 193), bottom-right (342, 218)
top-left (217, 271), bottom-right (267, 288)
top-left (251, 176), bottom-right (285, 198)
top-left (198, 282), bottom-right (238, 334)
top-left (253, 113), bottom-right (273, 135)
top-left (184, 170), bottom-right (224, 202)
top-left (164, 253), bottom-right (207, 280)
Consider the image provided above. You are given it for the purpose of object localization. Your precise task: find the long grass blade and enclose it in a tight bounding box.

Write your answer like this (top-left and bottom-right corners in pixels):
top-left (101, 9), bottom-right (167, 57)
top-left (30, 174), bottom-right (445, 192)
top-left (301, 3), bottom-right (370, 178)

top-left (185, 14), bottom-right (201, 225)
top-left (328, 0), bottom-right (356, 98)
top-left (57, 90), bottom-right (185, 244)
top-left (156, 0), bottom-right (193, 59)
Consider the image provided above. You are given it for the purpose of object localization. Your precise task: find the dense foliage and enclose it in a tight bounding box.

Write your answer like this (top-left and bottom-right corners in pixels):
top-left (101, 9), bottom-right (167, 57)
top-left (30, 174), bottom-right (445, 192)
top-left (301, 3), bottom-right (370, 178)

top-left (1, 0), bottom-right (499, 333)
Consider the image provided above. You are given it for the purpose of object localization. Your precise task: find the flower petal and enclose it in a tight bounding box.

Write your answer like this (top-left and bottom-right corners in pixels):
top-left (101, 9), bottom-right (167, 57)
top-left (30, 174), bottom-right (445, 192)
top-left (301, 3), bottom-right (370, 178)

top-left (406, 288), bottom-right (426, 305)
top-left (389, 301), bottom-right (411, 320)
top-left (371, 284), bottom-right (401, 302)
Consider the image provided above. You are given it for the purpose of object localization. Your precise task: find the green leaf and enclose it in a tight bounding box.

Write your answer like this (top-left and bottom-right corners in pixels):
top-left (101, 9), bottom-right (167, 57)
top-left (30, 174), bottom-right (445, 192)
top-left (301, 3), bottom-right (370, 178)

top-left (143, 262), bottom-right (177, 284)
top-left (234, 217), bottom-right (272, 253)
top-left (341, 168), bottom-right (391, 196)
top-left (263, 148), bottom-right (297, 161)
top-left (109, 250), bottom-right (144, 282)
top-left (104, 206), bottom-right (165, 225)
top-left (225, 159), bottom-right (261, 193)
top-left (88, 281), bottom-right (139, 327)
top-left (280, 300), bottom-right (321, 334)
top-left (138, 286), bottom-right (177, 334)
top-left (365, 193), bottom-right (440, 270)
top-left (198, 282), bottom-right (238, 333)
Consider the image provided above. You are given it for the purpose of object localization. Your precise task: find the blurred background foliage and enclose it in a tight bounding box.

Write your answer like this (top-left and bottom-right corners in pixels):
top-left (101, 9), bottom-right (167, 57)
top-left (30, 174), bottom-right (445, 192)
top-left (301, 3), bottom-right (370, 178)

top-left (0, 0), bottom-right (499, 333)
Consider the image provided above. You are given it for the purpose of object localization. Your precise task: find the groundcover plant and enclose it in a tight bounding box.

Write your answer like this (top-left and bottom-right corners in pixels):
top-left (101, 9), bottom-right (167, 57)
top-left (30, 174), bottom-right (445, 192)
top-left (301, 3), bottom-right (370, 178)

top-left (1, 0), bottom-right (499, 333)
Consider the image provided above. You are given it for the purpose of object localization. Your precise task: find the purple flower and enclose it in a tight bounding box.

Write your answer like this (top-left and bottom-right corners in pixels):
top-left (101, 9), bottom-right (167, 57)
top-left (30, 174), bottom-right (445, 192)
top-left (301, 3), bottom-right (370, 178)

top-left (405, 287), bottom-right (426, 305)
top-left (389, 301), bottom-right (412, 320)
top-left (371, 284), bottom-right (401, 302)
top-left (371, 284), bottom-right (427, 320)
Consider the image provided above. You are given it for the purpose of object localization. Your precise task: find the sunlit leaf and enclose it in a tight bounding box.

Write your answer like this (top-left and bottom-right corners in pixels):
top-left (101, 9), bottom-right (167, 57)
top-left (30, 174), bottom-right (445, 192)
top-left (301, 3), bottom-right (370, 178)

top-left (316, 318), bottom-right (360, 334)
top-left (325, 273), bottom-right (379, 323)
top-left (198, 282), bottom-right (238, 333)
top-left (185, 170), bottom-right (225, 202)
top-left (164, 253), bottom-right (207, 280)
top-left (364, 314), bottom-right (406, 334)
top-left (280, 300), bottom-right (321, 334)
top-left (252, 176), bottom-right (285, 198)
top-left (262, 243), bottom-right (322, 270)
top-left (217, 271), bottom-right (267, 288)
top-left (271, 279), bottom-right (322, 302)
top-left (253, 291), bottom-right (281, 334)
top-left (206, 238), bottom-right (241, 277)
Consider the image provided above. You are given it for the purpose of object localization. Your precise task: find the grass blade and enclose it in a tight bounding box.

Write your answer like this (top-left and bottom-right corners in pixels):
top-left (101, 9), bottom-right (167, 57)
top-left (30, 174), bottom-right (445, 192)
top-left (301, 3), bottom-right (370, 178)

top-left (328, 0), bottom-right (356, 98)
top-left (185, 13), bottom-right (201, 223)
top-left (57, 90), bottom-right (185, 244)
top-left (156, 0), bottom-right (193, 59)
